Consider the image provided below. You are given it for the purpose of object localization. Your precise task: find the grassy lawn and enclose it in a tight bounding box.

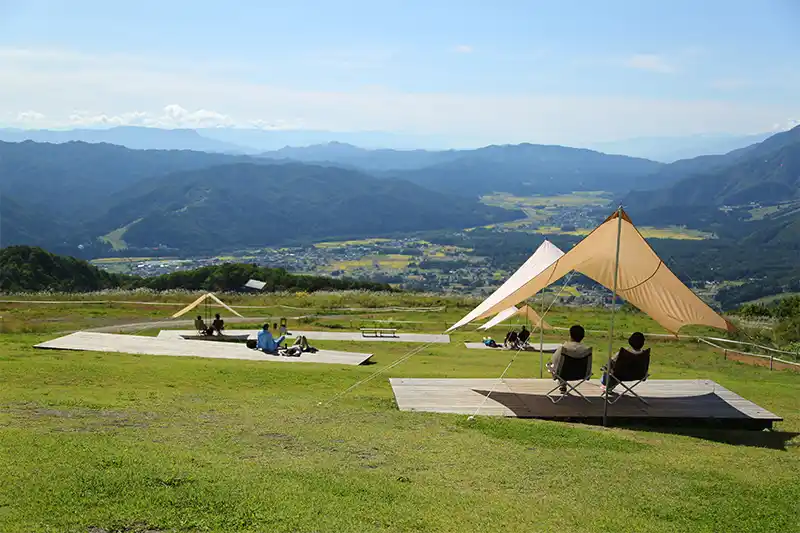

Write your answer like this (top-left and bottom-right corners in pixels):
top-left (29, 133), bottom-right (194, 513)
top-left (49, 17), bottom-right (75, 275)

top-left (1, 294), bottom-right (799, 532)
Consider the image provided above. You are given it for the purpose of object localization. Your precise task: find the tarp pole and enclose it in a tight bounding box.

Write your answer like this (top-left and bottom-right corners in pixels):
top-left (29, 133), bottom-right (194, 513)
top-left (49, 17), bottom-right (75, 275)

top-left (539, 291), bottom-right (546, 378)
top-left (603, 207), bottom-right (624, 427)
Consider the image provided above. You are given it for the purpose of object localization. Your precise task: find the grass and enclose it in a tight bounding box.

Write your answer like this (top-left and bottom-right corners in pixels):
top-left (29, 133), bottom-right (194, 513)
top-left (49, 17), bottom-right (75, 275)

top-left (0, 294), bottom-right (799, 532)
top-left (314, 238), bottom-right (393, 249)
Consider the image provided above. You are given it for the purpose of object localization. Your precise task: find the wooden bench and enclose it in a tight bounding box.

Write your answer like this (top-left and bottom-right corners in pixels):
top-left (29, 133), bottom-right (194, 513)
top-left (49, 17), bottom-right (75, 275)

top-left (360, 327), bottom-right (398, 338)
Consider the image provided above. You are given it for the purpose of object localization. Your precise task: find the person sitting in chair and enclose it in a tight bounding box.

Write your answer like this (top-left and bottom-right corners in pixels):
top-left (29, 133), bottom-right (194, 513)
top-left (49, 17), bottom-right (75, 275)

top-left (518, 325), bottom-right (531, 346)
top-left (602, 332), bottom-right (646, 394)
top-left (550, 325), bottom-right (592, 393)
top-left (211, 314), bottom-right (225, 335)
top-left (504, 330), bottom-right (519, 348)
top-left (194, 315), bottom-right (211, 335)
top-left (257, 323), bottom-right (285, 354)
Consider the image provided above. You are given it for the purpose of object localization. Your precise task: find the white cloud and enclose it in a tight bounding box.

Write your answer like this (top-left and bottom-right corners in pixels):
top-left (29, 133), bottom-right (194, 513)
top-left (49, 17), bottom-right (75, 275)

top-left (15, 110), bottom-right (46, 124)
top-left (0, 47), bottom-right (798, 145)
top-left (771, 119), bottom-right (799, 131)
top-left (624, 54), bottom-right (675, 74)
top-left (453, 45), bottom-right (473, 54)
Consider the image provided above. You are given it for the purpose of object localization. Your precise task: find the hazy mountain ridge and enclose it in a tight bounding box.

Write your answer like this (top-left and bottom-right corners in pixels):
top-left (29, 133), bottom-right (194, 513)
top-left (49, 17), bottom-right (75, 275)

top-left (92, 163), bottom-right (521, 252)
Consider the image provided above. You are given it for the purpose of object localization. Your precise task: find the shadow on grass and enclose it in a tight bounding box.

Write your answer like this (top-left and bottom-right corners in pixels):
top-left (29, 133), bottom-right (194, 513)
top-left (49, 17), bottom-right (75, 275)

top-left (472, 389), bottom-right (794, 449)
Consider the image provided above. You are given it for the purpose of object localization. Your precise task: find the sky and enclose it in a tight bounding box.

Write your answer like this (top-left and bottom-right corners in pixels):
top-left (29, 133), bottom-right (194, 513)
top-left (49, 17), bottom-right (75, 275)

top-left (1, 0), bottom-right (799, 146)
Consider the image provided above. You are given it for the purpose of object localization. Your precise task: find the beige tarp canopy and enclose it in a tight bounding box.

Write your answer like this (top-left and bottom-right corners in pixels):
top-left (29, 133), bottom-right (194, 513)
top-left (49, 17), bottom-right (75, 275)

top-left (478, 304), bottom-right (552, 331)
top-left (479, 209), bottom-right (732, 334)
top-left (171, 293), bottom-right (243, 319)
top-left (447, 240), bottom-right (564, 332)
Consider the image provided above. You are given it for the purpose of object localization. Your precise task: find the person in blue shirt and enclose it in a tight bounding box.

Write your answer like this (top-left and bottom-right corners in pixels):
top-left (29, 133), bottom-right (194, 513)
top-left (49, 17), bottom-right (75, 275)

top-left (257, 323), bottom-right (285, 353)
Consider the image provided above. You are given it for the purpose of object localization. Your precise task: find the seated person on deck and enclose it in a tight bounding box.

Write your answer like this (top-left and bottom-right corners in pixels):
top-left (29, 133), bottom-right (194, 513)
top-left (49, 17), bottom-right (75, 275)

top-left (257, 323), bottom-right (286, 354)
top-left (504, 330), bottom-right (519, 348)
top-left (212, 314), bottom-right (225, 335)
top-left (194, 315), bottom-right (211, 335)
top-left (602, 332), bottom-right (647, 393)
top-left (518, 325), bottom-right (531, 345)
top-left (549, 325), bottom-right (592, 393)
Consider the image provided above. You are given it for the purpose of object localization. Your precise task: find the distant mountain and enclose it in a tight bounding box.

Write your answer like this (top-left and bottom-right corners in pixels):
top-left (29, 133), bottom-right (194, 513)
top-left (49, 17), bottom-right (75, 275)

top-left (262, 142), bottom-right (665, 196)
top-left (89, 163), bottom-right (522, 253)
top-left (260, 142), bottom-right (461, 171)
top-left (0, 126), bottom-right (249, 153)
top-left (589, 132), bottom-right (773, 163)
top-left (389, 143), bottom-right (664, 197)
top-left (624, 125), bottom-right (800, 211)
top-left (200, 128), bottom-right (460, 151)
top-left (0, 141), bottom-right (255, 220)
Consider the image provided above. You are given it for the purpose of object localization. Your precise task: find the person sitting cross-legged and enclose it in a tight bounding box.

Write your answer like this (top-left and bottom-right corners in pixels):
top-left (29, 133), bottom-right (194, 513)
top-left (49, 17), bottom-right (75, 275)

top-left (504, 330), bottom-right (519, 349)
top-left (257, 323), bottom-right (285, 354)
top-left (550, 325), bottom-right (592, 394)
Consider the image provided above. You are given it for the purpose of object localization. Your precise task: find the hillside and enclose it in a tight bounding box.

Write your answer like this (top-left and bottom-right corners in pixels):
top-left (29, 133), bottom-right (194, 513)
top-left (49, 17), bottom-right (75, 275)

top-left (263, 142), bottom-right (664, 196)
top-left (90, 163), bottom-right (521, 252)
top-left (0, 141), bottom-right (254, 220)
top-left (388, 143), bottom-right (664, 197)
top-left (0, 245), bottom-right (392, 293)
top-left (624, 125), bottom-right (800, 210)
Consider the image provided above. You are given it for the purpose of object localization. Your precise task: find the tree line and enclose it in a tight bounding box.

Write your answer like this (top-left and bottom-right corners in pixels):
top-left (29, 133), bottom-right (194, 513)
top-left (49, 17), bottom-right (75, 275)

top-left (0, 246), bottom-right (393, 293)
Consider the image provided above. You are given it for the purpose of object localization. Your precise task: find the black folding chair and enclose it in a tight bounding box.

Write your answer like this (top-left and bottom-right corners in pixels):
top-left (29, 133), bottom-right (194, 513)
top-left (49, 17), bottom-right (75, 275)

top-left (545, 351), bottom-right (593, 403)
top-left (602, 348), bottom-right (651, 404)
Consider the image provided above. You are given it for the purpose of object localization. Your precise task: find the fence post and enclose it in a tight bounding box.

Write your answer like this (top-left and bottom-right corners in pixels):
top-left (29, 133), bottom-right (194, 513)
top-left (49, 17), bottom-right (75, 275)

top-left (723, 349), bottom-right (727, 360)
top-left (770, 355), bottom-right (773, 371)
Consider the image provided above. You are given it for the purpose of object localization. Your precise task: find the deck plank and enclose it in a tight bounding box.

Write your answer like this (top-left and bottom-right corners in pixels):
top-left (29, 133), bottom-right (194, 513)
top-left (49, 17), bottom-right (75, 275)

top-left (158, 329), bottom-right (449, 344)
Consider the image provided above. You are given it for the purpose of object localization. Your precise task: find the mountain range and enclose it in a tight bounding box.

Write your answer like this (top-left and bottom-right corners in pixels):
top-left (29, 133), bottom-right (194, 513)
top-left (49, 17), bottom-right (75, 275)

top-left (1, 124), bottom-right (799, 257)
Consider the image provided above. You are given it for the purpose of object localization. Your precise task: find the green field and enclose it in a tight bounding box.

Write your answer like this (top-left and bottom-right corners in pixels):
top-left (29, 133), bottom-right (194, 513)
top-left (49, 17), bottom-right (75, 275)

top-left (1, 293), bottom-right (798, 532)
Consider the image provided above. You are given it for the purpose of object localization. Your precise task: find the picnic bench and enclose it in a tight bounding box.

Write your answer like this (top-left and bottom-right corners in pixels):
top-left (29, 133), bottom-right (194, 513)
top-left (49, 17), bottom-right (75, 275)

top-left (360, 327), bottom-right (399, 338)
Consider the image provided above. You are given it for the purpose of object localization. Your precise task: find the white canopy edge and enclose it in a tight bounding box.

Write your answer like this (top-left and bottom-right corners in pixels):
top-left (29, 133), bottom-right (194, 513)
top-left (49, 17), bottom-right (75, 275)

top-left (172, 292), bottom-right (244, 319)
top-left (447, 240), bottom-right (564, 332)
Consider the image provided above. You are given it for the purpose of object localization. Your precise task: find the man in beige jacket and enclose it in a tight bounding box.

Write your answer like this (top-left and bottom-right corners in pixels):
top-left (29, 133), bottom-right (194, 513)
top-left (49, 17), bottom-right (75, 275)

top-left (550, 325), bottom-right (593, 393)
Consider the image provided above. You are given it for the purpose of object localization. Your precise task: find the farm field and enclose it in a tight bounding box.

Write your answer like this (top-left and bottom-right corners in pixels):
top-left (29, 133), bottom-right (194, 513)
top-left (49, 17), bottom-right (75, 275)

top-left (0, 292), bottom-right (798, 532)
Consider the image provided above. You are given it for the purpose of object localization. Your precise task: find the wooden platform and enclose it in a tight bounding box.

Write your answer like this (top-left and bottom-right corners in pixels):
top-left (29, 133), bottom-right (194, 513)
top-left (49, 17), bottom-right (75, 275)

top-left (158, 329), bottom-right (450, 343)
top-left (389, 378), bottom-right (782, 430)
top-left (35, 332), bottom-right (374, 365)
top-left (464, 342), bottom-right (560, 353)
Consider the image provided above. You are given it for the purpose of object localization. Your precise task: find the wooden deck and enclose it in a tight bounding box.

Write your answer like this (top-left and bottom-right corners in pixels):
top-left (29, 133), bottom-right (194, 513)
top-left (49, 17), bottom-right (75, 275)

top-left (36, 332), bottom-right (374, 366)
top-left (157, 329), bottom-right (450, 344)
top-left (464, 342), bottom-right (560, 352)
top-left (389, 378), bottom-right (782, 430)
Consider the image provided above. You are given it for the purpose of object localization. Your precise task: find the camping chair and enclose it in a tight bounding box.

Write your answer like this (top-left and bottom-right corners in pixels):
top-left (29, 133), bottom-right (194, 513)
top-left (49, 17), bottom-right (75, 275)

top-left (545, 351), bottom-right (593, 403)
top-left (602, 348), bottom-right (651, 405)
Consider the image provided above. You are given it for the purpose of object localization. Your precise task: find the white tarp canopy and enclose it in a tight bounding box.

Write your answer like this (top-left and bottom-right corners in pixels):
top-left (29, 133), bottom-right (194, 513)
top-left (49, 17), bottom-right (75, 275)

top-left (478, 304), bottom-right (552, 331)
top-left (447, 240), bottom-right (564, 332)
top-left (479, 209), bottom-right (732, 334)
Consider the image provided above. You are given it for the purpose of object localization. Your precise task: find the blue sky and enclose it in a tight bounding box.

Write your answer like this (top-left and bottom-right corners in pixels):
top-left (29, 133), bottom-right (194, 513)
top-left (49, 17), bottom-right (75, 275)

top-left (0, 0), bottom-right (798, 145)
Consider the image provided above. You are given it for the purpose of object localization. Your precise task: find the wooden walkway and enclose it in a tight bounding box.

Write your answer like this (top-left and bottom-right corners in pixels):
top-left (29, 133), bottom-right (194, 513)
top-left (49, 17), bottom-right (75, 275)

top-left (158, 329), bottom-right (450, 344)
top-left (464, 342), bottom-right (560, 352)
top-left (35, 332), bottom-right (374, 365)
top-left (389, 378), bottom-right (781, 430)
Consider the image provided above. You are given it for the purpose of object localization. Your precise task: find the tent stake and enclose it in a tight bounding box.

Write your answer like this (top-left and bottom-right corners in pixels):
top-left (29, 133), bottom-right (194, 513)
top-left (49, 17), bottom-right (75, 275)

top-left (603, 206), bottom-right (624, 428)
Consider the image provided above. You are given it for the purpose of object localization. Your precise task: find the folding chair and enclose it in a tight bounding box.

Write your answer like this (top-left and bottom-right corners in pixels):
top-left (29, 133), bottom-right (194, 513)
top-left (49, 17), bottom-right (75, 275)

top-left (545, 351), bottom-right (593, 403)
top-left (602, 348), bottom-right (651, 405)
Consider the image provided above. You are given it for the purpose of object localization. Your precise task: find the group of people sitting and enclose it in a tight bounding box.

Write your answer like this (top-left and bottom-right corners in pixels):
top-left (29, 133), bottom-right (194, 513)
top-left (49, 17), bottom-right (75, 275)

top-left (194, 314), bottom-right (225, 336)
top-left (549, 324), bottom-right (648, 395)
top-left (255, 323), bottom-right (316, 357)
top-left (482, 326), bottom-right (531, 349)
